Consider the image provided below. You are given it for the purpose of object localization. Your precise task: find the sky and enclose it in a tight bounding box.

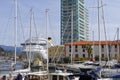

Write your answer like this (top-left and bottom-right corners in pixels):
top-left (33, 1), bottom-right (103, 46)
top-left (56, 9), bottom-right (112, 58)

top-left (0, 0), bottom-right (120, 46)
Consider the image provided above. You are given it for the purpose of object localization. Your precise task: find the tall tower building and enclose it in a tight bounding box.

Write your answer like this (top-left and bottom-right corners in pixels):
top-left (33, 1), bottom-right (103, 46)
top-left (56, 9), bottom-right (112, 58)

top-left (61, 0), bottom-right (89, 45)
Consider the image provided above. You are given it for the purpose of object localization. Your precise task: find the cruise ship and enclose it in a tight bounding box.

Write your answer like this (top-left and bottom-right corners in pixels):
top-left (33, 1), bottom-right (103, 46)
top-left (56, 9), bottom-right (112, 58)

top-left (21, 37), bottom-right (52, 61)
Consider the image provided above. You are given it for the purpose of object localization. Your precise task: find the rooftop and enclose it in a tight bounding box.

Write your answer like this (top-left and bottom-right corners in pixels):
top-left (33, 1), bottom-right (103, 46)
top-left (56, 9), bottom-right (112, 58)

top-left (65, 40), bottom-right (120, 46)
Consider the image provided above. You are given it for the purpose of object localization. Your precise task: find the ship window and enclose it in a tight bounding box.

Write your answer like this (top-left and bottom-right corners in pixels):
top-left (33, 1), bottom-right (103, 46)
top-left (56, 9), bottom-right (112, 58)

top-left (59, 76), bottom-right (63, 80)
top-left (52, 75), bottom-right (57, 80)
top-left (39, 43), bottom-right (46, 46)
top-left (22, 43), bottom-right (46, 45)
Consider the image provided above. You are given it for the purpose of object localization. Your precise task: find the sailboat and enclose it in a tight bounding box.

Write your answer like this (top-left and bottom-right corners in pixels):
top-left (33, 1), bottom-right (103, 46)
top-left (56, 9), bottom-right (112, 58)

top-left (21, 9), bottom-right (53, 80)
top-left (94, 0), bottom-right (120, 80)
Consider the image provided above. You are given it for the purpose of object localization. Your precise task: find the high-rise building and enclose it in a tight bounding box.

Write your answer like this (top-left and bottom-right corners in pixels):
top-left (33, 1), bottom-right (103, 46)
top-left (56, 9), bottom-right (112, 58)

top-left (61, 0), bottom-right (89, 45)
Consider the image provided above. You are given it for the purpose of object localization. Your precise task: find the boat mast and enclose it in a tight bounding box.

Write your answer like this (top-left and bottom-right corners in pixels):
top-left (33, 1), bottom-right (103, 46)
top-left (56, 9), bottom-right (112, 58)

top-left (98, 0), bottom-right (101, 64)
top-left (71, 0), bottom-right (73, 64)
top-left (100, 0), bottom-right (109, 65)
top-left (14, 0), bottom-right (17, 68)
top-left (98, 0), bottom-right (101, 77)
top-left (92, 31), bottom-right (95, 61)
top-left (46, 9), bottom-right (49, 73)
top-left (117, 28), bottom-right (119, 60)
top-left (28, 8), bottom-right (33, 70)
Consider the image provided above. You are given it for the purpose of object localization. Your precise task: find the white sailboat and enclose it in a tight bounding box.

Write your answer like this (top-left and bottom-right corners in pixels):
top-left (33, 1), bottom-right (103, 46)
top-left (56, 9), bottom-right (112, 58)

top-left (96, 0), bottom-right (120, 79)
top-left (22, 9), bottom-right (52, 80)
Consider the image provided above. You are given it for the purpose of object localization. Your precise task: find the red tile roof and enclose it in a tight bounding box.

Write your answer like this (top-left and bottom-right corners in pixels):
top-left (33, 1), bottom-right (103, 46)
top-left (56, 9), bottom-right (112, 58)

top-left (65, 40), bottom-right (120, 46)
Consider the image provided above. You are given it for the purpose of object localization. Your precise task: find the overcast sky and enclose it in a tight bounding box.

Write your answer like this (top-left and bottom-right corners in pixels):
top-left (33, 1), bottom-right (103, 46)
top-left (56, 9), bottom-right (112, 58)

top-left (0, 0), bottom-right (120, 46)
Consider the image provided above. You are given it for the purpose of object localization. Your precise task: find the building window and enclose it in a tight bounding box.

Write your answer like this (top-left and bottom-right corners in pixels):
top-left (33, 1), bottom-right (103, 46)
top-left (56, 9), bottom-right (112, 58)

top-left (69, 49), bottom-right (71, 52)
top-left (101, 45), bottom-right (104, 48)
top-left (82, 45), bottom-right (86, 48)
top-left (69, 54), bottom-right (71, 57)
top-left (69, 45), bottom-right (71, 52)
top-left (115, 45), bottom-right (117, 52)
top-left (69, 45), bottom-right (71, 48)
top-left (75, 49), bottom-right (78, 52)
top-left (75, 45), bottom-right (78, 48)
top-left (75, 54), bottom-right (79, 58)
top-left (75, 45), bottom-right (78, 52)
top-left (83, 54), bottom-right (85, 58)
top-left (83, 49), bottom-right (85, 52)
top-left (115, 45), bottom-right (117, 48)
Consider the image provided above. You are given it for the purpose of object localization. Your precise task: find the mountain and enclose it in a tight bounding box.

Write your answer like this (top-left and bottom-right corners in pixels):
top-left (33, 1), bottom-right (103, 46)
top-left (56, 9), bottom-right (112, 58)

top-left (0, 45), bottom-right (22, 53)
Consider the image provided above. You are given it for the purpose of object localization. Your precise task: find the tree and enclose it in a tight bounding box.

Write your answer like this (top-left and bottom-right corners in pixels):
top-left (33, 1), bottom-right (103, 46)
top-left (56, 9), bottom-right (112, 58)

top-left (63, 57), bottom-right (70, 63)
top-left (86, 44), bottom-right (93, 60)
top-left (0, 47), bottom-right (4, 52)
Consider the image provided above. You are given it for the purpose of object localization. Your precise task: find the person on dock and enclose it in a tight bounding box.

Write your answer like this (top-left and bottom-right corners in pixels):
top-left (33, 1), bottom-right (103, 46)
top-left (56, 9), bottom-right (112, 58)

top-left (8, 73), bottom-right (12, 80)
top-left (2, 75), bottom-right (6, 80)
top-left (24, 76), bottom-right (29, 80)
top-left (16, 73), bottom-right (23, 80)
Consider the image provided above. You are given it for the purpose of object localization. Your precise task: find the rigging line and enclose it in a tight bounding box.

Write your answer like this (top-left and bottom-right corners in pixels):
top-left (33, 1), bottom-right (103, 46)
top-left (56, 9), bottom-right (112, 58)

top-left (14, 0), bottom-right (17, 67)
top-left (53, 28), bottom-right (71, 63)
top-left (100, 0), bottom-right (113, 71)
top-left (47, 12), bottom-right (56, 44)
top-left (51, 15), bottom-right (71, 62)
top-left (28, 8), bottom-right (32, 71)
top-left (17, 1), bottom-right (32, 40)
top-left (52, 3), bottom-right (73, 62)
top-left (46, 9), bottom-right (49, 73)
top-left (1, 17), bottom-right (12, 45)
top-left (17, 3), bottom-right (31, 66)
top-left (33, 11), bottom-right (38, 37)
top-left (1, 0), bottom-right (14, 45)
top-left (97, 0), bottom-right (102, 78)
top-left (1, 1), bottom-right (14, 44)
top-left (17, 3), bottom-right (34, 69)
top-left (112, 28), bottom-right (119, 60)
top-left (17, 3), bottom-right (26, 43)
top-left (56, 46), bottom-right (64, 63)
top-left (101, 0), bottom-right (110, 63)
top-left (1, 1), bottom-right (14, 45)
top-left (33, 13), bottom-right (45, 69)
top-left (113, 28), bottom-right (118, 41)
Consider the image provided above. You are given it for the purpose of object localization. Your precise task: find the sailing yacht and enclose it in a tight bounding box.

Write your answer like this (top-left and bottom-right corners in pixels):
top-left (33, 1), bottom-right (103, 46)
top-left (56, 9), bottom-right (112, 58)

top-left (18, 9), bottom-right (53, 80)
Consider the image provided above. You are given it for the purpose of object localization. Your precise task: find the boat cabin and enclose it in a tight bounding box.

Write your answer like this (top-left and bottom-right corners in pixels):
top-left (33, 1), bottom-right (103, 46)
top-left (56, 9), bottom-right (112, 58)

top-left (49, 72), bottom-right (73, 80)
top-left (49, 72), bottom-right (98, 80)
top-left (26, 71), bottom-right (48, 80)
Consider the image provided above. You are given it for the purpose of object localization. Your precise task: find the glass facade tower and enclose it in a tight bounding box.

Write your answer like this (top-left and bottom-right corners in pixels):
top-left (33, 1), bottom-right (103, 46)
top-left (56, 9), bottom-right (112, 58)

top-left (61, 0), bottom-right (89, 45)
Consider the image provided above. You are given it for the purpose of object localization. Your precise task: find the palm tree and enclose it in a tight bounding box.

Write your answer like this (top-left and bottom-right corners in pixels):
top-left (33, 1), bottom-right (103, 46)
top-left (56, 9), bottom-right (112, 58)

top-left (86, 44), bottom-right (93, 60)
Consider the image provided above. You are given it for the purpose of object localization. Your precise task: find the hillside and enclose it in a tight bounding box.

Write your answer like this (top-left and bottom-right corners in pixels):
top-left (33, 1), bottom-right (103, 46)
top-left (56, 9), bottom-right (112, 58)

top-left (0, 45), bottom-right (22, 53)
